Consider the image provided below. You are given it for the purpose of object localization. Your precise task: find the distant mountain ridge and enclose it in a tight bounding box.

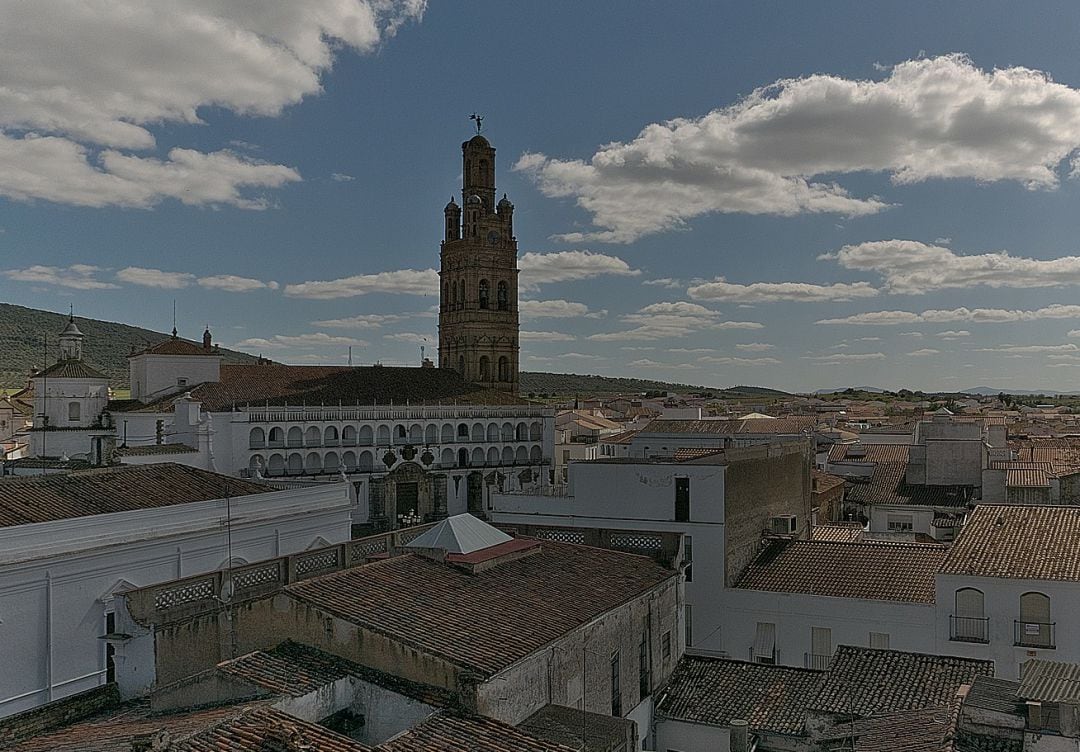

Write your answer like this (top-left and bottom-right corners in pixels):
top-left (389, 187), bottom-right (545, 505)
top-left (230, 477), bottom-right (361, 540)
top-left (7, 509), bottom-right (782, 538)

top-left (0, 302), bottom-right (258, 389)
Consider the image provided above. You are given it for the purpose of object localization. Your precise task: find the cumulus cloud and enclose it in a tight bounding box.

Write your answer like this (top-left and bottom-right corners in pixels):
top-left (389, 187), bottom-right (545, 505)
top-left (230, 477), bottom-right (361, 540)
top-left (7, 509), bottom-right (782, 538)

top-left (518, 299), bottom-right (604, 319)
top-left (234, 332), bottom-right (368, 350)
top-left (806, 352), bottom-right (887, 362)
top-left (824, 240), bottom-right (1080, 294)
top-left (589, 301), bottom-right (763, 341)
top-left (520, 330), bottom-right (577, 342)
top-left (908, 348), bottom-right (940, 356)
top-left (818, 304), bottom-right (1080, 326)
top-left (284, 269), bottom-right (438, 299)
top-left (516, 55), bottom-right (1080, 242)
top-left (643, 277), bottom-right (684, 289)
top-left (0, 2), bottom-right (423, 208)
top-left (975, 344), bottom-right (1079, 354)
top-left (313, 313), bottom-right (416, 329)
top-left (116, 266), bottom-right (196, 289)
top-left (518, 250), bottom-right (639, 288)
top-left (937, 330), bottom-right (970, 340)
top-left (688, 277), bottom-right (878, 303)
top-left (698, 355), bottom-right (781, 365)
top-left (735, 342), bottom-right (775, 352)
top-left (197, 274), bottom-right (279, 292)
top-left (4, 264), bottom-right (120, 290)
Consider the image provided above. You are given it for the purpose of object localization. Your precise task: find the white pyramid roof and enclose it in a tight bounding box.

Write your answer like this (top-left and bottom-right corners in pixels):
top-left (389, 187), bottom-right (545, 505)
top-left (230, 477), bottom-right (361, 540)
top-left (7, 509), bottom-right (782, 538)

top-left (404, 513), bottom-right (512, 555)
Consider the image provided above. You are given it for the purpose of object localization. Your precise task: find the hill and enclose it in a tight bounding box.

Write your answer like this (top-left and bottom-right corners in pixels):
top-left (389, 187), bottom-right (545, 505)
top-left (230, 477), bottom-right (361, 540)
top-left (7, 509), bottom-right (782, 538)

top-left (0, 302), bottom-right (257, 390)
top-left (520, 372), bottom-right (788, 399)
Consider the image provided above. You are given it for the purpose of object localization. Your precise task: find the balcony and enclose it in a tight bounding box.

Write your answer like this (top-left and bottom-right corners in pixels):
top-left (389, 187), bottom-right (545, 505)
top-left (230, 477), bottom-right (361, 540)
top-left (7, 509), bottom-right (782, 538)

top-left (949, 615), bottom-right (990, 644)
top-left (1014, 620), bottom-right (1055, 649)
top-left (804, 653), bottom-right (831, 671)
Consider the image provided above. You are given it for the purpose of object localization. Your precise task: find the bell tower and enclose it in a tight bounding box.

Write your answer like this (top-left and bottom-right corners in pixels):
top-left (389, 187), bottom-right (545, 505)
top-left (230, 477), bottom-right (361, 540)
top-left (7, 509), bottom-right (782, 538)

top-left (438, 126), bottom-right (519, 393)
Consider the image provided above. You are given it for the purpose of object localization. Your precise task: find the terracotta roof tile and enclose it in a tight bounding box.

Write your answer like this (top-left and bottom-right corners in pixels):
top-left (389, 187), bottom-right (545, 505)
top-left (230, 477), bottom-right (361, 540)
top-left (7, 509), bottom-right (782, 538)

top-left (811, 522), bottom-right (864, 542)
top-left (828, 444), bottom-right (967, 507)
top-left (32, 359), bottom-right (110, 380)
top-left (176, 706), bottom-right (370, 752)
top-left (112, 363), bottom-right (526, 412)
top-left (942, 504), bottom-right (1080, 581)
top-left (643, 417), bottom-right (816, 435)
top-left (0, 462), bottom-right (270, 527)
top-left (113, 443), bottom-right (197, 457)
top-left (735, 540), bottom-right (947, 603)
top-left (286, 541), bottom-right (675, 676)
top-left (130, 337), bottom-right (217, 357)
top-left (655, 656), bottom-right (824, 735)
top-left (811, 646), bottom-right (992, 718)
top-left (377, 712), bottom-right (576, 752)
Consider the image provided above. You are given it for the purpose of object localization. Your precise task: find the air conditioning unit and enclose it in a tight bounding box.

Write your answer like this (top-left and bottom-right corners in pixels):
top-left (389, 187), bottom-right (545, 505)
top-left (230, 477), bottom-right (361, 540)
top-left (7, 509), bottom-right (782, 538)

top-left (770, 515), bottom-right (798, 536)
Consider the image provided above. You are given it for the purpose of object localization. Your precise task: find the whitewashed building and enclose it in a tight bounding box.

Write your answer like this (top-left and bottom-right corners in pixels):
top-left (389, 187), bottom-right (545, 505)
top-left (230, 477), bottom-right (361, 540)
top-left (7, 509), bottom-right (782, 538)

top-left (0, 462), bottom-right (351, 718)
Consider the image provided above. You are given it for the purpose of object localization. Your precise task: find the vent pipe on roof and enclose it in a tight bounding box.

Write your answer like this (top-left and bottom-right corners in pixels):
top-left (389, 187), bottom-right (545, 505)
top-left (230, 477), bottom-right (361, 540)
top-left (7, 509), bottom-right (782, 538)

top-left (730, 719), bottom-right (750, 752)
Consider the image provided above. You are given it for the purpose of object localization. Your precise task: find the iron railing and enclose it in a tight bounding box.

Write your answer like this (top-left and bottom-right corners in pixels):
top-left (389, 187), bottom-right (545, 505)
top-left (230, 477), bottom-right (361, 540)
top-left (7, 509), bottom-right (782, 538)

top-left (1014, 620), bottom-right (1055, 649)
top-left (949, 615), bottom-right (990, 643)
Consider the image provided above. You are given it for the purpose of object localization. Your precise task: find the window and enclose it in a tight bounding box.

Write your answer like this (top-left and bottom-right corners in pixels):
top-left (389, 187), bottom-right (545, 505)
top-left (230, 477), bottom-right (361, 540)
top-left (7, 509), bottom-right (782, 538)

top-left (458, 423), bottom-right (469, 438)
top-left (1017, 592), bottom-right (1053, 648)
top-left (685, 604), bottom-right (693, 647)
top-left (952, 588), bottom-right (988, 642)
top-left (887, 514), bottom-right (913, 532)
top-left (479, 279), bottom-right (490, 309)
top-left (753, 622), bottom-right (776, 664)
top-left (176, 377), bottom-right (188, 387)
top-left (809, 627), bottom-right (832, 670)
top-left (498, 355), bottom-right (510, 382)
top-left (870, 632), bottom-right (890, 650)
top-left (67, 401), bottom-right (81, 421)
top-left (497, 281), bottom-right (509, 311)
top-left (675, 477), bottom-right (690, 522)
top-left (638, 635), bottom-right (650, 700)
top-left (104, 611), bottom-right (116, 683)
top-left (479, 356), bottom-right (490, 382)
top-left (610, 650), bottom-right (621, 716)
top-left (683, 535), bottom-right (693, 583)
top-left (662, 631), bottom-right (671, 662)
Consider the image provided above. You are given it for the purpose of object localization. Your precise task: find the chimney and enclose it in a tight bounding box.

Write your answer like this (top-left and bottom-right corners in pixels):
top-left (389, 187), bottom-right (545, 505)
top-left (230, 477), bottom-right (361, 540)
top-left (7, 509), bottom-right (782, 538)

top-left (729, 719), bottom-right (750, 752)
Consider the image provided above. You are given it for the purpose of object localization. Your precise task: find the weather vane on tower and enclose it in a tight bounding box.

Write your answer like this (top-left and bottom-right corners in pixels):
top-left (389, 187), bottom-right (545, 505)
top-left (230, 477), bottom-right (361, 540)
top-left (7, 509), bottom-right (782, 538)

top-left (469, 112), bottom-right (484, 134)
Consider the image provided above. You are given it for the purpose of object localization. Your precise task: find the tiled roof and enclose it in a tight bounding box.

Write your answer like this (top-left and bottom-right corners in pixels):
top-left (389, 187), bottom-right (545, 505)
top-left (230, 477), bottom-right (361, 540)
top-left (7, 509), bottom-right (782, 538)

top-left (818, 703), bottom-right (961, 752)
top-left (965, 676), bottom-right (1022, 716)
top-left (286, 540), bottom-right (675, 676)
top-left (216, 641), bottom-right (454, 707)
top-left (673, 447), bottom-right (725, 462)
top-left (601, 429), bottom-right (638, 444)
top-left (735, 540), bottom-right (947, 603)
top-left (810, 646), bottom-right (993, 718)
top-left (176, 706), bottom-right (370, 752)
top-left (114, 442), bottom-right (197, 457)
top-left (1004, 468), bottom-right (1050, 488)
top-left (811, 470), bottom-right (846, 495)
top-left (130, 337), bottom-right (218, 357)
top-left (941, 504), bottom-right (1080, 581)
top-left (642, 417), bottom-right (816, 435)
top-left (377, 712), bottom-right (576, 752)
top-left (1017, 659), bottom-right (1080, 703)
top-left (0, 462), bottom-right (270, 527)
top-left (111, 363), bottom-right (526, 412)
top-left (811, 522), bottom-right (864, 542)
top-left (828, 444), bottom-right (966, 507)
top-left (519, 704), bottom-right (634, 752)
top-left (32, 359), bottom-right (109, 380)
top-left (655, 656), bottom-right (824, 735)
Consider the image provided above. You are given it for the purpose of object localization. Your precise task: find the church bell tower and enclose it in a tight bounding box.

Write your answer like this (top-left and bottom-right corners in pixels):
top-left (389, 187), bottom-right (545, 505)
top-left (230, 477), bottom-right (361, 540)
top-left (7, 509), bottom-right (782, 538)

top-left (438, 126), bottom-right (519, 393)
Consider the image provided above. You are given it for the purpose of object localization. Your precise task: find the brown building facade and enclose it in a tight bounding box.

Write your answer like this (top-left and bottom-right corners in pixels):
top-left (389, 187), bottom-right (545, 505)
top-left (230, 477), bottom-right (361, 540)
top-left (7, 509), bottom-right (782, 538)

top-left (438, 133), bottom-right (520, 393)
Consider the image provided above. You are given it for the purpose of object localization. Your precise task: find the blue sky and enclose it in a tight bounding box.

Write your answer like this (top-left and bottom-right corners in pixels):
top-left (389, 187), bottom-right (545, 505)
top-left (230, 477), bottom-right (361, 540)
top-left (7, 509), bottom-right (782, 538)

top-left (5, 2), bottom-right (1080, 392)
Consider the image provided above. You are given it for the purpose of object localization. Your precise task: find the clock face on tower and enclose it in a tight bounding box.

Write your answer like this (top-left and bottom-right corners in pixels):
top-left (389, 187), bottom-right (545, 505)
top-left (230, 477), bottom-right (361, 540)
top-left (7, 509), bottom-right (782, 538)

top-left (487, 230), bottom-right (500, 246)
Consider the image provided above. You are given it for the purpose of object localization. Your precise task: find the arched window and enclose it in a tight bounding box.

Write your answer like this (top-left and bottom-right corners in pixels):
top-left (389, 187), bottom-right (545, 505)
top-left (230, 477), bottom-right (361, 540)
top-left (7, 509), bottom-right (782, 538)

top-left (479, 279), bottom-right (490, 309)
top-left (498, 356), bottom-right (510, 382)
top-left (458, 279), bottom-right (465, 306)
top-left (1019, 592), bottom-right (1053, 647)
top-left (68, 401), bottom-right (81, 422)
top-left (953, 588), bottom-right (986, 642)
top-left (249, 427), bottom-right (265, 448)
top-left (443, 282), bottom-right (449, 308)
top-left (458, 423), bottom-right (470, 439)
top-left (479, 356), bottom-right (491, 382)
top-left (479, 159), bottom-right (489, 184)
top-left (497, 281), bottom-right (509, 311)
top-left (268, 427), bottom-right (284, 446)
top-left (458, 448), bottom-right (469, 467)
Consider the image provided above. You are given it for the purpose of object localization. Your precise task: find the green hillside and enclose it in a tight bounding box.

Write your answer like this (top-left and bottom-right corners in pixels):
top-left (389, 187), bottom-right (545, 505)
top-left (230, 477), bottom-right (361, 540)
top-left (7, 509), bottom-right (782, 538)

top-left (519, 372), bottom-right (789, 398)
top-left (0, 302), bottom-right (257, 389)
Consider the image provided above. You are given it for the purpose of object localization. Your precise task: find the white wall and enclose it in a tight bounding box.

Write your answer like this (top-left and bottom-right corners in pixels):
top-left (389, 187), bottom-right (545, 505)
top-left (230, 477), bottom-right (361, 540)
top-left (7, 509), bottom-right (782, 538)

top-left (0, 483), bottom-right (351, 718)
top-left (130, 353), bottom-right (221, 403)
top-left (655, 718), bottom-right (729, 752)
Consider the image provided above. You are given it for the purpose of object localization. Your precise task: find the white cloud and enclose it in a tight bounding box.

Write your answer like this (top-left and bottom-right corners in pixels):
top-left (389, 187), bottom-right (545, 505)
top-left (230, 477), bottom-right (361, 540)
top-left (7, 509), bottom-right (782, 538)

top-left (0, 2), bottom-right (423, 208)
top-left (824, 240), bottom-right (1080, 294)
top-left (975, 344), bottom-right (1079, 354)
top-left (4, 264), bottom-right (119, 290)
top-left (516, 55), bottom-right (1080, 242)
top-left (313, 314), bottom-right (415, 329)
top-left (627, 358), bottom-right (698, 370)
top-left (908, 348), bottom-right (940, 356)
top-left (555, 352), bottom-right (602, 360)
top-left (589, 301), bottom-right (763, 341)
top-left (284, 269), bottom-right (438, 299)
top-left (899, 331), bottom-right (923, 338)
top-left (688, 277), bottom-right (878, 303)
top-left (330, 173), bottom-right (355, 182)
top-left (116, 266), bottom-right (195, 289)
top-left (643, 277), bottom-right (683, 289)
top-left (234, 332), bottom-right (368, 350)
top-left (518, 250), bottom-right (639, 288)
top-left (197, 274), bottom-right (279, 292)
top-left (518, 299), bottom-right (604, 319)
top-left (698, 355), bottom-right (781, 365)
top-left (520, 331), bottom-right (576, 342)
top-left (806, 352), bottom-right (887, 362)
top-left (937, 330), bottom-right (970, 340)
top-left (818, 304), bottom-right (1080, 326)
top-left (735, 342), bottom-right (774, 352)
top-left (384, 332), bottom-right (430, 344)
